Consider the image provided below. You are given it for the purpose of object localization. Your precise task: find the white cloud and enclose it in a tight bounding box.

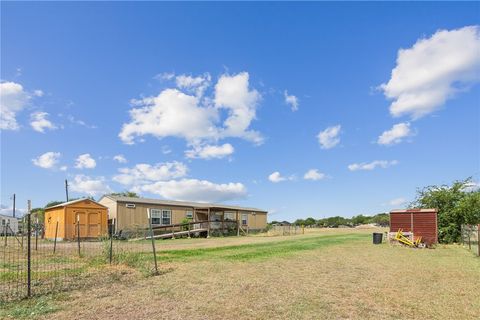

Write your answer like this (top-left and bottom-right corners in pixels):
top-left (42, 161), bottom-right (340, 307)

top-left (175, 73), bottom-right (211, 97)
top-left (284, 90), bottom-right (299, 111)
top-left (154, 72), bottom-right (175, 81)
top-left (65, 115), bottom-right (97, 129)
top-left (268, 171), bottom-right (293, 183)
top-left (32, 152), bottom-right (61, 169)
top-left (463, 181), bottom-right (480, 192)
top-left (304, 169), bottom-right (326, 181)
top-left (75, 153), bottom-right (97, 169)
top-left (60, 166), bottom-right (68, 171)
top-left (380, 26), bottom-right (480, 119)
top-left (119, 88), bottom-right (217, 145)
top-left (215, 72), bottom-right (263, 144)
top-left (185, 143), bottom-right (234, 160)
top-left (69, 174), bottom-right (111, 196)
top-left (113, 161), bottom-right (188, 186)
top-left (0, 81), bottom-right (31, 130)
top-left (30, 112), bottom-right (57, 133)
top-left (119, 72), bottom-right (263, 149)
top-left (317, 125), bottom-right (341, 149)
top-left (348, 160), bottom-right (398, 171)
top-left (377, 122), bottom-right (412, 145)
top-left (33, 90), bottom-right (44, 97)
top-left (140, 178), bottom-right (247, 203)
top-left (388, 197), bottom-right (408, 207)
top-left (113, 154), bottom-right (127, 163)
top-left (0, 204), bottom-right (26, 217)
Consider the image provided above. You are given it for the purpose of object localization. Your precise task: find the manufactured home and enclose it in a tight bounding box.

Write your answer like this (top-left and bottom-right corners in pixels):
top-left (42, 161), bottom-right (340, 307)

top-left (44, 199), bottom-right (108, 240)
top-left (0, 213), bottom-right (19, 235)
top-left (98, 195), bottom-right (268, 235)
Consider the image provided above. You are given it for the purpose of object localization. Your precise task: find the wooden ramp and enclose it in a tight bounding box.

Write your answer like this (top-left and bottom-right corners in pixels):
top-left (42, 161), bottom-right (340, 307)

top-left (142, 228), bottom-right (208, 240)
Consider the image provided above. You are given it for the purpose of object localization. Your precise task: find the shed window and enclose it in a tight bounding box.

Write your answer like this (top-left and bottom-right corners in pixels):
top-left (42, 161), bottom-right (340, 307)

top-left (185, 210), bottom-right (193, 219)
top-left (224, 212), bottom-right (235, 221)
top-left (241, 213), bottom-right (248, 225)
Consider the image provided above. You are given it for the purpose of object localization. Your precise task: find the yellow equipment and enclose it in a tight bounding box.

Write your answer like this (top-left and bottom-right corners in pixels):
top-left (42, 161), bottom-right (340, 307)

top-left (394, 229), bottom-right (422, 247)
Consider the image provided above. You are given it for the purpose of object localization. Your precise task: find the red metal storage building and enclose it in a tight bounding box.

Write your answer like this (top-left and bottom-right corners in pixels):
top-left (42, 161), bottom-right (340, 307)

top-left (390, 209), bottom-right (438, 245)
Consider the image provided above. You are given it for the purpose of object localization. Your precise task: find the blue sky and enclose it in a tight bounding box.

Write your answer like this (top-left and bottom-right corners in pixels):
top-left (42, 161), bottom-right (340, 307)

top-left (1, 2), bottom-right (479, 221)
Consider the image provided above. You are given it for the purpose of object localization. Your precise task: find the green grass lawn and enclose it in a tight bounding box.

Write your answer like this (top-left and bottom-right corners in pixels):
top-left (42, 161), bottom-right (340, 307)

top-left (1, 229), bottom-right (479, 320)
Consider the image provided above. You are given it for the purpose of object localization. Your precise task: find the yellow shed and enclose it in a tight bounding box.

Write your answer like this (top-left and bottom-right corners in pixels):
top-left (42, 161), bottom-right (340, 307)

top-left (44, 198), bottom-right (108, 240)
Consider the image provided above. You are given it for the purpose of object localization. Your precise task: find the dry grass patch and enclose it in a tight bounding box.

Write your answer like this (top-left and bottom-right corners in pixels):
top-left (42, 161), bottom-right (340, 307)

top-left (2, 230), bottom-right (478, 320)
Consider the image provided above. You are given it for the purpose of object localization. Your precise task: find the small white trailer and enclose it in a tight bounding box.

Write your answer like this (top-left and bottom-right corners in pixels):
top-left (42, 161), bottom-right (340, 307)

top-left (0, 213), bottom-right (19, 235)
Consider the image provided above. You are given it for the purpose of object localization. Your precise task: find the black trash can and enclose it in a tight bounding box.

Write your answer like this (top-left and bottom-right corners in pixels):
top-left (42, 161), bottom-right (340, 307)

top-left (372, 233), bottom-right (383, 244)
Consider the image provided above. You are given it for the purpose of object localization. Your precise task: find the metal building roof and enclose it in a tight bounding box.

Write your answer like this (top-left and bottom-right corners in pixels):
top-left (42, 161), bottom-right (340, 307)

top-left (99, 195), bottom-right (267, 213)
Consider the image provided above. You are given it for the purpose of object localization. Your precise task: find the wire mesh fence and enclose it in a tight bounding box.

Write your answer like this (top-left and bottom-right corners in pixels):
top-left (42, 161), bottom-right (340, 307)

top-left (461, 224), bottom-right (480, 257)
top-left (267, 225), bottom-right (303, 236)
top-left (0, 214), bottom-right (160, 302)
top-left (2, 212), bottom-right (267, 302)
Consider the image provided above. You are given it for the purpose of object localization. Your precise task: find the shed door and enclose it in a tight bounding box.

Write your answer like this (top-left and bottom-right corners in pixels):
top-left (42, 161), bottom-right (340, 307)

top-left (87, 211), bottom-right (100, 237)
top-left (74, 211), bottom-right (88, 238)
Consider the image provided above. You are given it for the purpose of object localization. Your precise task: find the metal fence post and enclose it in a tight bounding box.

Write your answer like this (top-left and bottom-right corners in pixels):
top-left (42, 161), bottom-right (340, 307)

top-left (35, 216), bottom-right (38, 251)
top-left (109, 220), bottom-right (113, 264)
top-left (147, 209), bottom-right (159, 275)
top-left (468, 226), bottom-right (471, 250)
top-left (477, 225), bottom-right (480, 257)
top-left (27, 201), bottom-right (31, 298)
top-left (77, 215), bottom-right (81, 257)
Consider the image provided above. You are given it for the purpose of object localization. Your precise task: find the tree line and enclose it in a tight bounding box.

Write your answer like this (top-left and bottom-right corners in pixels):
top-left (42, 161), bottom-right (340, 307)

top-left (270, 212), bottom-right (390, 228)
top-left (270, 178), bottom-right (479, 244)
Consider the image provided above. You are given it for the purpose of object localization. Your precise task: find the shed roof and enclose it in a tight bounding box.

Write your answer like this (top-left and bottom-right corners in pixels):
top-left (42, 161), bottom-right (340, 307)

top-left (99, 195), bottom-right (267, 213)
top-left (45, 198), bottom-right (108, 210)
top-left (390, 208), bottom-right (438, 214)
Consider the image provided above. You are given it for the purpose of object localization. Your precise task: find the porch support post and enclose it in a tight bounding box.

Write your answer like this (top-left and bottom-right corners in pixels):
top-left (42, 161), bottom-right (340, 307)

top-left (221, 211), bottom-right (225, 235)
top-left (207, 208), bottom-right (210, 238)
top-left (236, 211), bottom-right (240, 236)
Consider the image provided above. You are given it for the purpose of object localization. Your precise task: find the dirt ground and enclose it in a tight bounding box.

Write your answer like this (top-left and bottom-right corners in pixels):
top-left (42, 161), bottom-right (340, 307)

top-left (2, 228), bottom-right (479, 320)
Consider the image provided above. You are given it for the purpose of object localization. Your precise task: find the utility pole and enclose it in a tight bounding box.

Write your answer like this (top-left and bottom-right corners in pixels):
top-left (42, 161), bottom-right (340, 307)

top-left (65, 179), bottom-right (69, 202)
top-left (12, 194), bottom-right (16, 218)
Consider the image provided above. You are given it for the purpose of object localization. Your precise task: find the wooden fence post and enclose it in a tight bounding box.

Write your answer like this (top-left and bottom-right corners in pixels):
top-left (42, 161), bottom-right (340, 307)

top-left (53, 220), bottom-right (59, 253)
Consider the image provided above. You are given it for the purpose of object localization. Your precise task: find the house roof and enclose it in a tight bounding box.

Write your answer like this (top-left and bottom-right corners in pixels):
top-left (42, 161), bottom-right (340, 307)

top-left (45, 198), bottom-right (108, 210)
top-left (99, 195), bottom-right (267, 213)
top-left (0, 213), bottom-right (19, 219)
top-left (390, 208), bottom-right (438, 214)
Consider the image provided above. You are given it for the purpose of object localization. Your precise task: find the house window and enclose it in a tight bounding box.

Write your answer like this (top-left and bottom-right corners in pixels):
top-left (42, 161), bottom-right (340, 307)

top-left (185, 210), bottom-right (193, 219)
top-left (150, 209), bottom-right (162, 225)
top-left (162, 210), bottom-right (172, 225)
top-left (241, 213), bottom-right (248, 225)
top-left (224, 212), bottom-right (235, 221)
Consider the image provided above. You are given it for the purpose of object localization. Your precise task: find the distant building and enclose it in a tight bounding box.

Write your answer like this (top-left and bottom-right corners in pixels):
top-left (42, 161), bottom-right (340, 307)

top-left (0, 213), bottom-right (19, 235)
